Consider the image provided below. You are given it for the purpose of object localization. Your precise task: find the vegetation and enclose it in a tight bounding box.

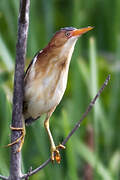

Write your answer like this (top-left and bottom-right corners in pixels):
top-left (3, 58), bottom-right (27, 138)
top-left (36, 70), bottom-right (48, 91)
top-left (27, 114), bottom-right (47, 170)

top-left (0, 0), bottom-right (120, 179)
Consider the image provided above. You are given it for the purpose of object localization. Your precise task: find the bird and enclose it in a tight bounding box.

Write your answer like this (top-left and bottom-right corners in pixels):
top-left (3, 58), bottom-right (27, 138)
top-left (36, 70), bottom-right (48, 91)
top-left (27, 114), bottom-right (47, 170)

top-left (8, 26), bottom-right (93, 163)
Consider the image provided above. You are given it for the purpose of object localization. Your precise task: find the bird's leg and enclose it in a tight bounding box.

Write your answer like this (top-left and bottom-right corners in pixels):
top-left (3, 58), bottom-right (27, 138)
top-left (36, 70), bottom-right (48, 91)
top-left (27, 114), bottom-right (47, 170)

top-left (44, 108), bottom-right (65, 163)
top-left (6, 118), bottom-right (25, 152)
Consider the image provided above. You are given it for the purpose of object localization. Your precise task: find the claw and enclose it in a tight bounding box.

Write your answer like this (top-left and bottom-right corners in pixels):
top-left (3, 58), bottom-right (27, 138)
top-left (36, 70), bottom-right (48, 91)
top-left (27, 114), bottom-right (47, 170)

top-left (55, 150), bottom-right (61, 164)
top-left (56, 144), bottom-right (65, 150)
top-left (51, 144), bottom-right (65, 164)
top-left (6, 126), bottom-right (25, 152)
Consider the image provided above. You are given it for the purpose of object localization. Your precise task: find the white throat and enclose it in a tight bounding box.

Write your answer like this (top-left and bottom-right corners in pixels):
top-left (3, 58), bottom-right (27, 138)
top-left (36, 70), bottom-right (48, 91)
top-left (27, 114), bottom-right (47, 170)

top-left (59, 36), bottom-right (78, 64)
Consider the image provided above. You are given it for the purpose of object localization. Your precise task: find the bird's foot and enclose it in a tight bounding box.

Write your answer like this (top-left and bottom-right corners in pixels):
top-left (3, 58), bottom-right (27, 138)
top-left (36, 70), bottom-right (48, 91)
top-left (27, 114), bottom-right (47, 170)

top-left (51, 144), bottom-right (65, 164)
top-left (6, 126), bottom-right (25, 152)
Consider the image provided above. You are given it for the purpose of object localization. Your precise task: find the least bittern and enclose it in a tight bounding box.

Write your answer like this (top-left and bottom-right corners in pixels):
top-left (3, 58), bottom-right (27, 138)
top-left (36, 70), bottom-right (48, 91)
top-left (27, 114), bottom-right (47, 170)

top-left (8, 26), bottom-right (93, 163)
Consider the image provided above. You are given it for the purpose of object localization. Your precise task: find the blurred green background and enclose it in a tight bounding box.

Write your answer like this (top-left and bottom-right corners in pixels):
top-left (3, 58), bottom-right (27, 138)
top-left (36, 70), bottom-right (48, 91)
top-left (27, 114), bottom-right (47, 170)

top-left (0, 0), bottom-right (120, 179)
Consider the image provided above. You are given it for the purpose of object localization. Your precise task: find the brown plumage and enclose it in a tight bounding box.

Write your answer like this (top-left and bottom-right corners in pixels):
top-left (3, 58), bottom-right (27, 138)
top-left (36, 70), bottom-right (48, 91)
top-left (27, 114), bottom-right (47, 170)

top-left (10, 26), bottom-right (93, 163)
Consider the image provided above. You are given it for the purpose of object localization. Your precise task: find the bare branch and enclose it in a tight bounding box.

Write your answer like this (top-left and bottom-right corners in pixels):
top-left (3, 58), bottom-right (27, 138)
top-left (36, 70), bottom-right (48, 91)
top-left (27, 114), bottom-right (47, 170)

top-left (62, 74), bottom-right (111, 146)
top-left (22, 159), bottom-right (51, 179)
top-left (8, 0), bottom-right (30, 180)
top-left (21, 74), bottom-right (111, 179)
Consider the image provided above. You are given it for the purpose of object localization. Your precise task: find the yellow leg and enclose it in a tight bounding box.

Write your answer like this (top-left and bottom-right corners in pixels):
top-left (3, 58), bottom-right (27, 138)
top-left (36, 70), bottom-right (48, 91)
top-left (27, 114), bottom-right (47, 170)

top-left (6, 120), bottom-right (26, 152)
top-left (44, 108), bottom-right (65, 163)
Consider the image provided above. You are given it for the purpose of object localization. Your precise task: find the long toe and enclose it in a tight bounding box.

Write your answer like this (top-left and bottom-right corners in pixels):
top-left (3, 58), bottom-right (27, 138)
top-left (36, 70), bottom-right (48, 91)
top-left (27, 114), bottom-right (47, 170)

top-left (51, 145), bottom-right (65, 164)
top-left (6, 126), bottom-right (26, 152)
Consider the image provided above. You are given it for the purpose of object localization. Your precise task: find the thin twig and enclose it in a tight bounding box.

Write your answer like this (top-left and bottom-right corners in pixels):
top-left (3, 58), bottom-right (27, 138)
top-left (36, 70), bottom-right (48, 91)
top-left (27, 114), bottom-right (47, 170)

top-left (62, 74), bottom-right (111, 146)
top-left (21, 74), bottom-right (111, 179)
top-left (22, 159), bottom-right (51, 179)
top-left (0, 175), bottom-right (8, 180)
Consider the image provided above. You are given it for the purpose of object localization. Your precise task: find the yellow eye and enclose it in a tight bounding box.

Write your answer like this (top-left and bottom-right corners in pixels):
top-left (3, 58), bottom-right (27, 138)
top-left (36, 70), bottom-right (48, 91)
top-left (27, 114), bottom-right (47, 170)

top-left (65, 31), bottom-right (71, 37)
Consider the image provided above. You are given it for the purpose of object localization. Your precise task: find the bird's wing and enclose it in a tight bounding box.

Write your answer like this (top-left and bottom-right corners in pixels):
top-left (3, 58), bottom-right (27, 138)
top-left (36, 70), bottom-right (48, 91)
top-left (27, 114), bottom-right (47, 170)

top-left (23, 50), bottom-right (42, 124)
top-left (24, 58), bottom-right (34, 78)
top-left (24, 51), bottom-right (40, 79)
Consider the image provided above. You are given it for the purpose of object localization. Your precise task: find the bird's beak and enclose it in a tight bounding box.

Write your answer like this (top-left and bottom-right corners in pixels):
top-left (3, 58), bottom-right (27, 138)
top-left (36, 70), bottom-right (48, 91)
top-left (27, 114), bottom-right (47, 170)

top-left (71, 26), bottom-right (93, 37)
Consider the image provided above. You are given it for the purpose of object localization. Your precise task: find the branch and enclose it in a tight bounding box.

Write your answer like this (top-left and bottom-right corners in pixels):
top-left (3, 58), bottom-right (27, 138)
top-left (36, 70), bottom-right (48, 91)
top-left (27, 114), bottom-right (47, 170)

top-left (21, 74), bottom-right (111, 179)
top-left (62, 74), bottom-right (110, 145)
top-left (8, 0), bottom-right (30, 180)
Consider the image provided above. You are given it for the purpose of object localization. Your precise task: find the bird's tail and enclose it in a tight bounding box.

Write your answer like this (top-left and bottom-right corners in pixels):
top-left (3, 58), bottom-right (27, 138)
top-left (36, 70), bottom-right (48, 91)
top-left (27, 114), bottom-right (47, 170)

top-left (25, 116), bottom-right (40, 126)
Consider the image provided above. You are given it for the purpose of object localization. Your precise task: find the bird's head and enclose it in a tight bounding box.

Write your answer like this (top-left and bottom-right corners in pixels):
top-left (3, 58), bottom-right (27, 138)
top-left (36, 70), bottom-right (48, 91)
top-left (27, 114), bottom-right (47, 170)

top-left (34, 26), bottom-right (93, 71)
top-left (49, 26), bottom-right (93, 49)
top-left (48, 26), bottom-right (93, 58)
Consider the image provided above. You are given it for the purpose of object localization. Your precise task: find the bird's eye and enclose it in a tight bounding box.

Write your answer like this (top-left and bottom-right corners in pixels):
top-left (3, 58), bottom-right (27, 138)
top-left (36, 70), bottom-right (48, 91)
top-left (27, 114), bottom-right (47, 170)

top-left (65, 31), bottom-right (71, 37)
